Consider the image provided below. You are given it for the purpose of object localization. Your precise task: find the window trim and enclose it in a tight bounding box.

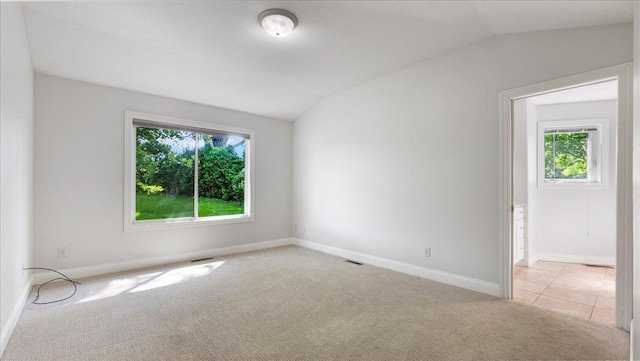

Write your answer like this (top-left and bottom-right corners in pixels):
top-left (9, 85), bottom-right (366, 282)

top-left (537, 118), bottom-right (609, 189)
top-left (124, 111), bottom-right (255, 232)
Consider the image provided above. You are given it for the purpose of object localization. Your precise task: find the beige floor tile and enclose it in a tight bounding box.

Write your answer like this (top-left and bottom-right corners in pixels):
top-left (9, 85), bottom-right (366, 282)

top-left (514, 268), bottom-right (556, 286)
top-left (531, 261), bottom-right (566, 272)
top-left (595, 296), bottom-right (615, 311)
top-left (598, 279), bottom-right (616, 299)
top-left (562, 264), bottom-right (607, 278)
top-left (513, 261), bottom-right (616, 326)
top-left (558, 268), bottom-right (605, 281)
top-left (549, 277), bottom-right (603, 296)
top-left (591, 307), bottom-right (615, 326)
top-left (599, 287), bottom-right (615, 299)
top-left (542, 286), bottom-right (597, 306)
top-left (604, 268), bottom-right (616, 280)
top-left (564, 263), bottom-right (607, 271)
top-left (513, 288), bottom-right (539, 304)
top-left (533, 295), bottom-right (593, 319)
top-left (601, 279), bottom-right (615, 292)
top-left (513, 279), bottom-right (547, 294)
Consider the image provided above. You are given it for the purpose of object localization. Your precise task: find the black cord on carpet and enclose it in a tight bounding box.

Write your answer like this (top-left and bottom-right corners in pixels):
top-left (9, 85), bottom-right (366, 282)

top-left (23, 267), bottom-right (81, 304)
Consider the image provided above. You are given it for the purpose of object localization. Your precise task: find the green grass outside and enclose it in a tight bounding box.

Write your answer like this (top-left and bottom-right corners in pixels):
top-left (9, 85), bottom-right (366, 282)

top-left (136, 193), bottom-right (244, 220)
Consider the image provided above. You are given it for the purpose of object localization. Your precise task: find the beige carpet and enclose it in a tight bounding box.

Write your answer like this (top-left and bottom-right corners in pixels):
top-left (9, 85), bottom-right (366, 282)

top-left (3, 246), bottom-right (629, 360)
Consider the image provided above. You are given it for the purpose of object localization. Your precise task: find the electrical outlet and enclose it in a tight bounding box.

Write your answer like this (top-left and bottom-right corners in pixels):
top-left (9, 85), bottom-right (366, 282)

top-left (424, 247), bottom-right (431, 257)
top-left (58, 247), bottom-right (67, 258)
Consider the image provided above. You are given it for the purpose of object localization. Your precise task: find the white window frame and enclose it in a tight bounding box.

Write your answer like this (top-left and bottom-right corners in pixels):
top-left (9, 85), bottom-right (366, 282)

top-left (537, 118), bottom-right (609, 188)
top-left (124, 111), bottom-right (255, 231)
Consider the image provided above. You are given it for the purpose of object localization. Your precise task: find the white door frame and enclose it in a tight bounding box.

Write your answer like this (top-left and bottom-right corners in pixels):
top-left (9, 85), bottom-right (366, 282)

top-left (498, 63), bottom-right (633, 330)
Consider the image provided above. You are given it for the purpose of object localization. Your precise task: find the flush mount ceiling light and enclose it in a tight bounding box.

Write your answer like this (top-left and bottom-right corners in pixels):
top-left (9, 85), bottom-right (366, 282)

top-left (259, 9), bottom-right (297, 37)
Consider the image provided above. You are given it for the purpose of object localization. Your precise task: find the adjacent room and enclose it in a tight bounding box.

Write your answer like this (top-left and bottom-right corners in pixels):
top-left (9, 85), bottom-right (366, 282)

top-left (2, 1), bottom-right (639, 360)
top-left (512, 81), bottom-right (619, 324)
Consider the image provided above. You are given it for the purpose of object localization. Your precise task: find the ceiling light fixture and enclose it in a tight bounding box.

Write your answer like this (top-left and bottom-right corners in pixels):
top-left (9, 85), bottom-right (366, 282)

top-left (259, 9), bottom-right (297, 37)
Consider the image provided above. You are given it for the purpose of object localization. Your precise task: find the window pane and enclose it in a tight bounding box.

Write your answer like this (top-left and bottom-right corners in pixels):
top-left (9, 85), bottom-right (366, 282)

top-left (135, 127), bottom-right (195, 220)
top-left (544, 132), bottom-right (588, 180)
top-left (198, 133), bottom-right (245, 217)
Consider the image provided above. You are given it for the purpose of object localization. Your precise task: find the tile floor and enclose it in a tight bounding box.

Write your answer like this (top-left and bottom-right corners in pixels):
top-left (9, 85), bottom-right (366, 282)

top-left (513, 261), bottom-right (615, 325)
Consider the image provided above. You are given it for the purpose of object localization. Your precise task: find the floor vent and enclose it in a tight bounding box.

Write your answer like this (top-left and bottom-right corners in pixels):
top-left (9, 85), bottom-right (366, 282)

top-left (346, 260), bottom-right (363, 266)
top-left (190, 257), bottom-right (214, 263)
top-left (581, 264), bottom-right (614, 269)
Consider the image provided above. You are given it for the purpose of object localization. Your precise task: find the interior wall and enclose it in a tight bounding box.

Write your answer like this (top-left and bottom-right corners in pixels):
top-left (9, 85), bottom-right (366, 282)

top-left (513, 98), bottom-right (539, 267)
top-left (512, 100), bottom-right (528, 206)
top-left (293, 23), bottom-right (632, 285)
top-left (631, 2), bottom-right (639, 358)
top-left (531, 100), bottom-right (617, 265)
top-left (33, 74), bottom-right (293, 270)
top-left (0, 2), bottom-right (34, 355)
top-left (512, 99), bottom-right (529, 266)
top-left (525, 100), bottom-right (539, 265)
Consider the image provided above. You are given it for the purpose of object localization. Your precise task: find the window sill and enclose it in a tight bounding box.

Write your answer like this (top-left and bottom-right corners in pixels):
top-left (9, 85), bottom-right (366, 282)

top-left (124, 214), bottom-right (254, 232)
top-left (537, 181), bottom-right (608, 189)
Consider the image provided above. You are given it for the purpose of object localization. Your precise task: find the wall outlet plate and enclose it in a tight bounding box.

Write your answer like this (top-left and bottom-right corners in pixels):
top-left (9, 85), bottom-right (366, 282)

top-left (425, 247), bottom-right (431, 257)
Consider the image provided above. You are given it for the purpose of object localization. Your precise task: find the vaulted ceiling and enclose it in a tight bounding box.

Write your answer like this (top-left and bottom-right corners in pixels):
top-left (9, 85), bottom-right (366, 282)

top-left (21, 1), bottom-right (633, 121)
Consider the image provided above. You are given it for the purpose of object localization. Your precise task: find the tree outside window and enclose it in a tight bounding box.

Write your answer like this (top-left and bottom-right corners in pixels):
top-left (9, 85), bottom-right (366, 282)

top-left (544, 131), bottom-right (589, 180)
top-left (135, 126), bottom-right (246, 221)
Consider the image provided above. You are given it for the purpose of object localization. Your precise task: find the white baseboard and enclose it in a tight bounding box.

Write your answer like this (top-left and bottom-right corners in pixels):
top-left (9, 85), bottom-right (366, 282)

top-left (293, 238), bottom-right (500, 297)
top-left (630, 318), bottom-right (634, 361)
top-left (32, 238), bottom-right (294, 284)
top-left (525, 254), bottom-right (541, 267)
top-left (534, 253), bottom-right (615, 266)
top-left (1, 277), bottom-right (33, 358)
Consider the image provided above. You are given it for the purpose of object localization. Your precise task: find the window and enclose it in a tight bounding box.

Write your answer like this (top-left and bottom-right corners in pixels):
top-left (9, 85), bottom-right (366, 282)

top-left (124, 112), bottom-right (254, 230)
top-left (538, 119), bottom-right (606, 187)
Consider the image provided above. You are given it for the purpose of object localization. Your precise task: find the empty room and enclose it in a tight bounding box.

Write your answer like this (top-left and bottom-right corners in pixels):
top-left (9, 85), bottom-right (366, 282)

top-left (1, 1), bottom-right (640, 360)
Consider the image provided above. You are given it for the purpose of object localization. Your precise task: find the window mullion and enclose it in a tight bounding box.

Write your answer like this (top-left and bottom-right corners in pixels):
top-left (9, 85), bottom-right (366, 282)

top-left (587, 132), bottom-right (592, 181)
top-left (552, 133), bottom-right (556, 180)
top-left (194, 133), bottom-right (199, 219)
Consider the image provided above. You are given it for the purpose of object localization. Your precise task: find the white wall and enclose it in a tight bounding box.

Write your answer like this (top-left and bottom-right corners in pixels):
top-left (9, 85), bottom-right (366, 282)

top-left (293, 23), bottom-right (632, 286)
top-left (525, 100), bottom-right (539, 266)
top-left (631, 2), bottom-right (640, 359)
top-left (532, 100), bottom-right (617, 265)
top-left (512, 100), bottom-right (527, 206)
top-left (512, 99), bottom-right (529, 266)
top-left (513, 98), bottom-right (539, 267)
top-left (33, 75), bottom-right (292, 270)
top-left (0, 3), bottom-right (34, 356)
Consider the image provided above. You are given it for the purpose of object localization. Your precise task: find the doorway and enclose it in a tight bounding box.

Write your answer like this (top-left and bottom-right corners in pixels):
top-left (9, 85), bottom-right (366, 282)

top-left (511, 81), bottom-right (618, 325)
top-left (498, 63), bottom-right (633, 330)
